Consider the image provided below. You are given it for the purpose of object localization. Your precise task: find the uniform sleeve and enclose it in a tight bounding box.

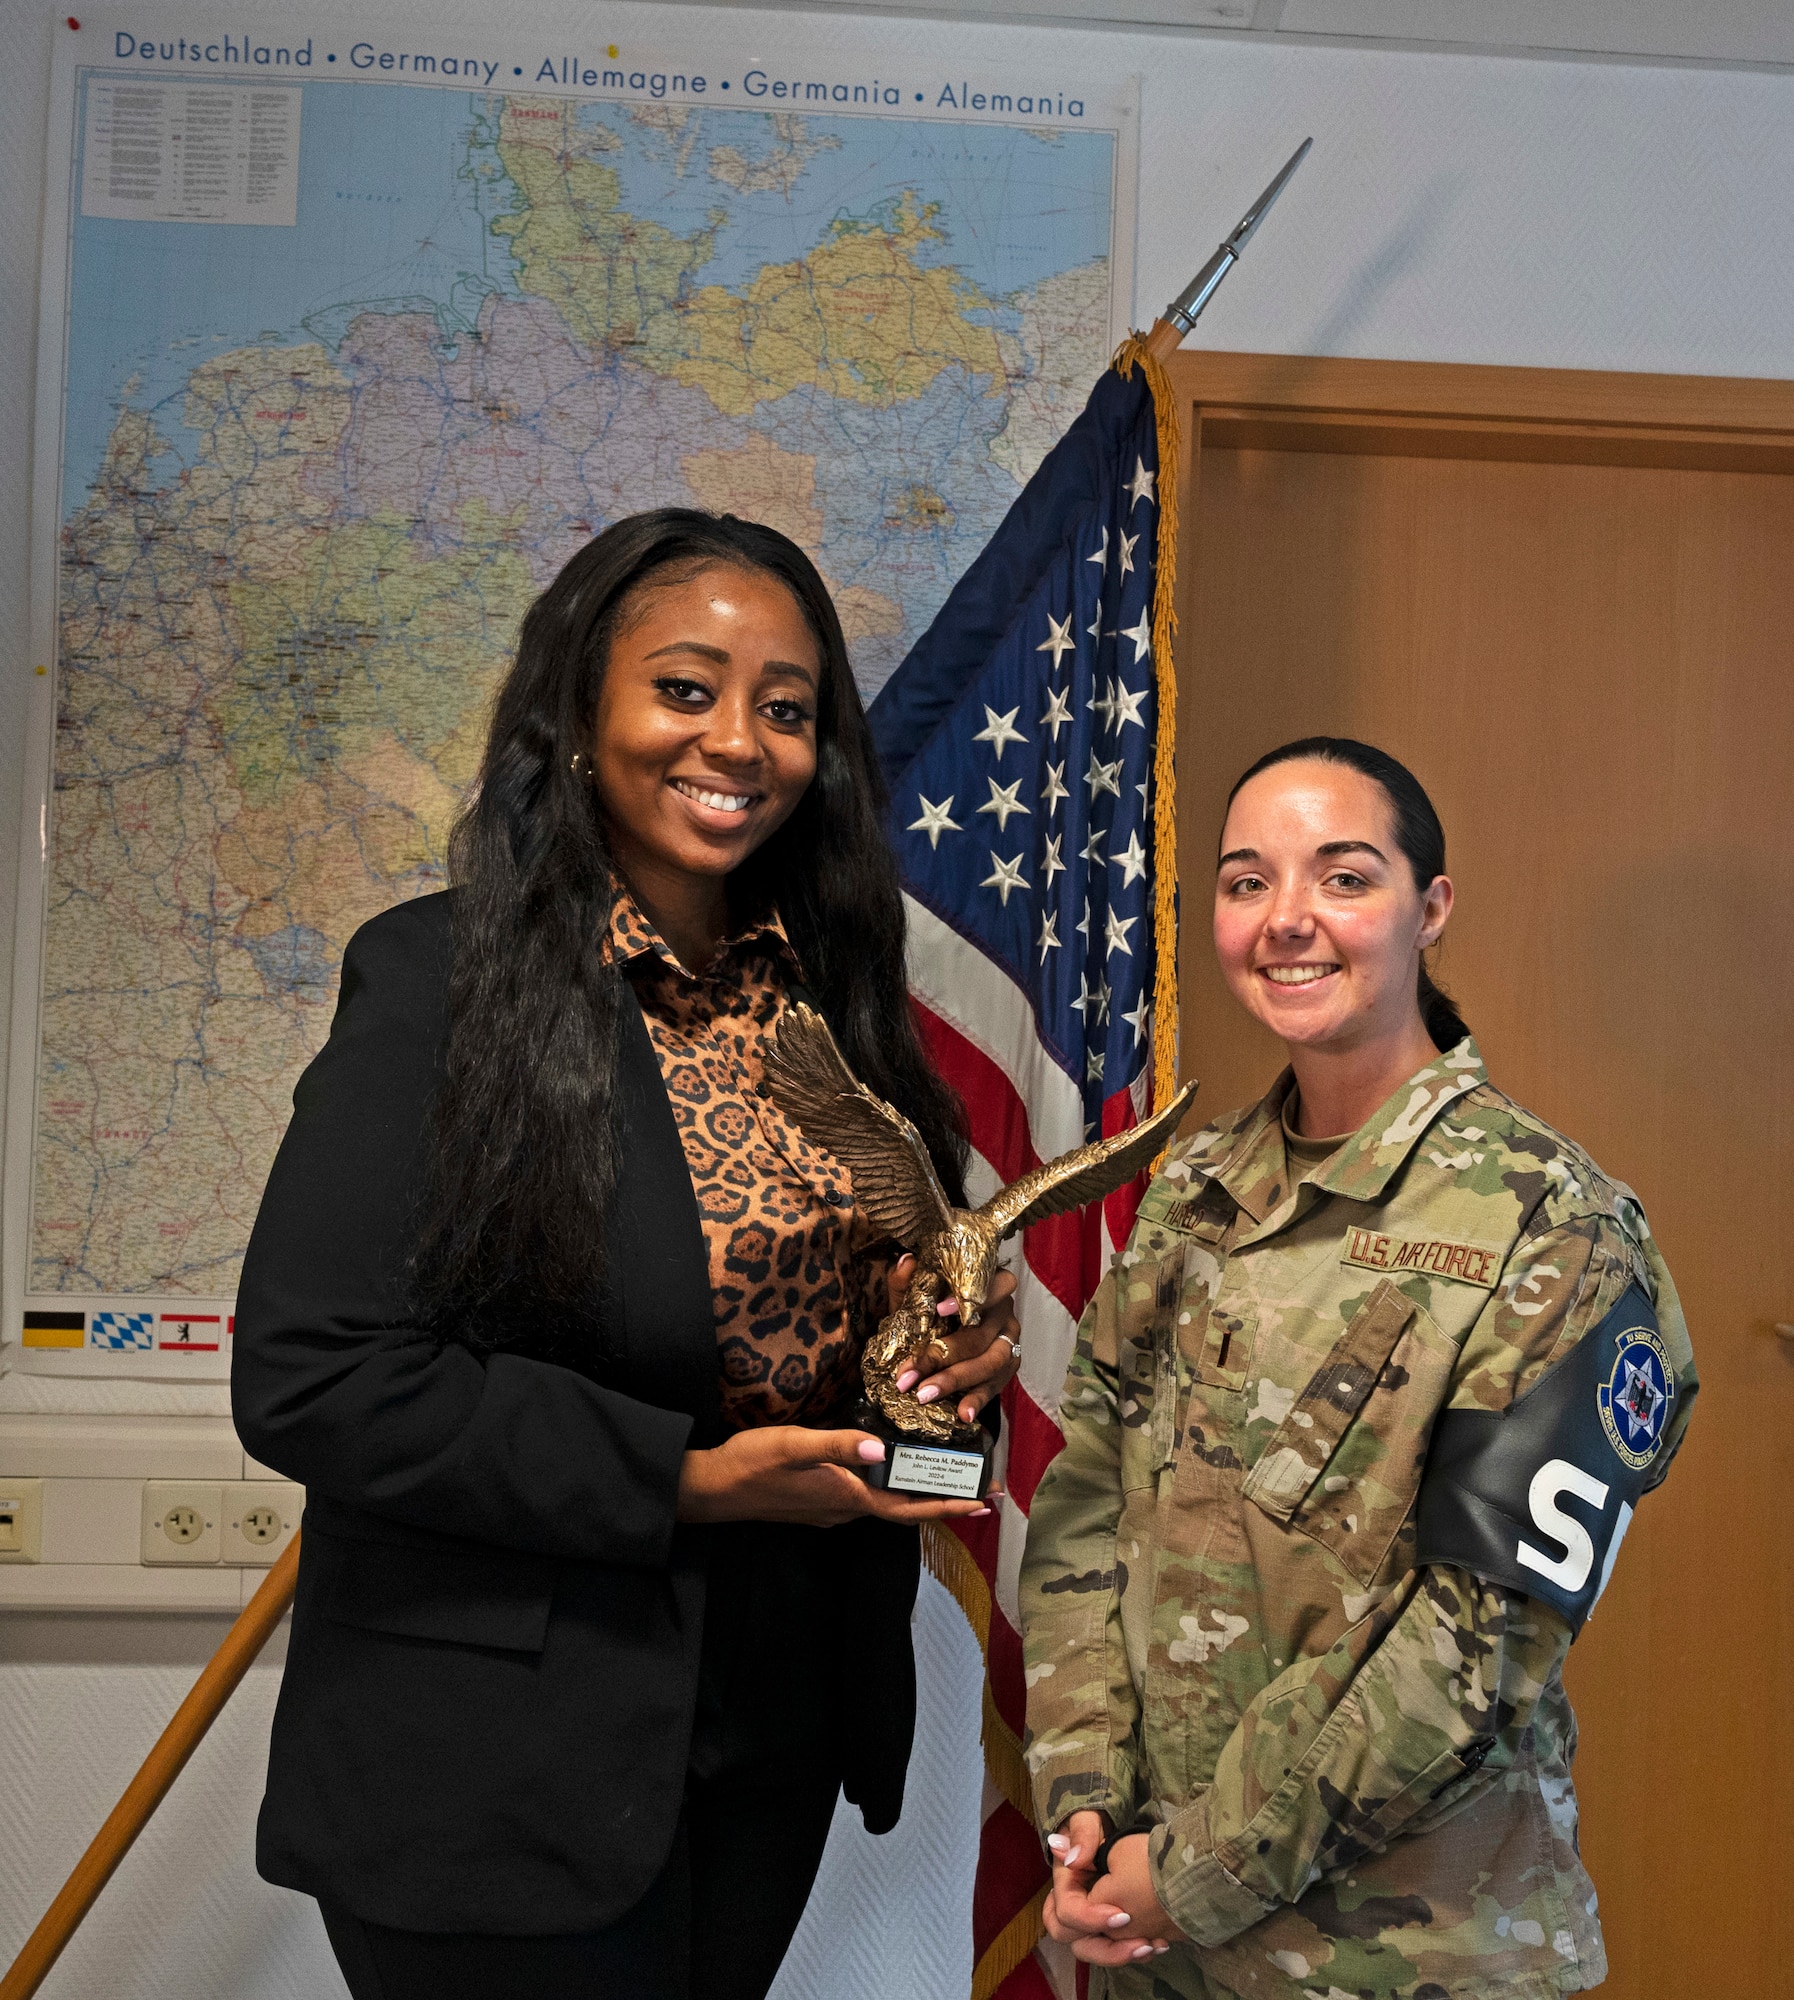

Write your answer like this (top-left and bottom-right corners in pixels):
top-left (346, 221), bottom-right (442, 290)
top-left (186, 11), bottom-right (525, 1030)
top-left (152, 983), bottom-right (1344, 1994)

top-left (1019, 1256), bottom-right (1145, 1836)
top-left (1145, 1211), bottom-right (1696, 1946)
top-left (232, 911), bottom-right (694, 1568)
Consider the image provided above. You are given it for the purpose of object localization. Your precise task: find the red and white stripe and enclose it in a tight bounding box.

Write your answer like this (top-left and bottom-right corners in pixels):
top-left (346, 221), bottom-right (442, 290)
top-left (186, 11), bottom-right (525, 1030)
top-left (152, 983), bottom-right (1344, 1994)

top-left (907, 895), bottom-right (1147, 2000)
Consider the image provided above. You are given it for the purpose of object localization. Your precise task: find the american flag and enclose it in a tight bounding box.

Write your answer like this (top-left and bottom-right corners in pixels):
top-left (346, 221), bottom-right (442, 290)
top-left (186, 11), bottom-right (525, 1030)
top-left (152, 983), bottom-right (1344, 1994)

top-left (867, 339), bottom-right (1180, 2000)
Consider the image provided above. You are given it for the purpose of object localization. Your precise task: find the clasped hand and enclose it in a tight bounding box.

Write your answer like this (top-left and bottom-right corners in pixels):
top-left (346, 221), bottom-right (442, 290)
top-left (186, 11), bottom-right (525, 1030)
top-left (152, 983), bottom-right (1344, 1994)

top-left (676, 1255), bottom-right (1021, 1527)
top-left (1042, 1811), bottom-right (1187, 1967)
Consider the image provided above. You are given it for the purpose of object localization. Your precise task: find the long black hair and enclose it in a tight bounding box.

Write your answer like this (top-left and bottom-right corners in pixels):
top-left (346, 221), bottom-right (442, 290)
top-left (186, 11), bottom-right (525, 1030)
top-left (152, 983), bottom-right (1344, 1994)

top-left (412, 509), bottom-right (968, 1347)
top-left (1225, 736), bottom-right (1470, 1052)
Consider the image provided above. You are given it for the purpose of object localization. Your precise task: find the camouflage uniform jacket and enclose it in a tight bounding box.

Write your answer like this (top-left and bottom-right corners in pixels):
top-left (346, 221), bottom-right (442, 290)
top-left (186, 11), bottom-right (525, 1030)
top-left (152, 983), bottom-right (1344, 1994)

top-left (1019, 1039), bottom-right (1697, 2000)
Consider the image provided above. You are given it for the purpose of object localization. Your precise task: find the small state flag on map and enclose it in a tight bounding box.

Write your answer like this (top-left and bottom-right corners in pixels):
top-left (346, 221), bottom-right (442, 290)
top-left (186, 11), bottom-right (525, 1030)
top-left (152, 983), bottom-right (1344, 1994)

top-left (89, 1311), bottom-right (154, 1351)
top-left (22, 1310), bottom-right (86, 1349)
top-left (157, 1314), bottom-right (222, 1352)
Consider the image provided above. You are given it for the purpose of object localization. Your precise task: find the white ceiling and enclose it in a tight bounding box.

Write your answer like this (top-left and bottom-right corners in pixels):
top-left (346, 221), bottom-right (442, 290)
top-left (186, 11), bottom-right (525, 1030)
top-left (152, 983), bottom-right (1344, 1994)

top-left (810, 0), bottom-right (1794, 69)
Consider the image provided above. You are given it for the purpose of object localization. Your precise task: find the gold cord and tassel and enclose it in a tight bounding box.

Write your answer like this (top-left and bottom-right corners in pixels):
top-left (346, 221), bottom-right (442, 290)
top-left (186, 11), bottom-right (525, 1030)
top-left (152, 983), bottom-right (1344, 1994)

top-left (1111, 332), bottom-right (1183, 1127)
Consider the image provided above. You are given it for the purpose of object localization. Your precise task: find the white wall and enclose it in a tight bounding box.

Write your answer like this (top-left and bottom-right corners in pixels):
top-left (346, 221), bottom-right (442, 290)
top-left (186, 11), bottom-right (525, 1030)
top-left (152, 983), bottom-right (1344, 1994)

top-left (3, 1), bottom-right (1792, 1993)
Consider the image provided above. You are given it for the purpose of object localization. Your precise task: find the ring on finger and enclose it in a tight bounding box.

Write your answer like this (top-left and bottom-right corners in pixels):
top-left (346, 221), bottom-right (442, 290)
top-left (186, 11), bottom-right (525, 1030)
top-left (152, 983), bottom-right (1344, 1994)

top-left (993, 1332), bottom-right (1020, 1357)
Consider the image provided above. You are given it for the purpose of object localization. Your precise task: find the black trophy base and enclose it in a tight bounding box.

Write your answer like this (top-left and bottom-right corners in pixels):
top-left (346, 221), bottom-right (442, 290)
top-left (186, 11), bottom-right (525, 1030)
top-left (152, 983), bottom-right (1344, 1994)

top-left (854, 1402), bottom-right (994, 1501)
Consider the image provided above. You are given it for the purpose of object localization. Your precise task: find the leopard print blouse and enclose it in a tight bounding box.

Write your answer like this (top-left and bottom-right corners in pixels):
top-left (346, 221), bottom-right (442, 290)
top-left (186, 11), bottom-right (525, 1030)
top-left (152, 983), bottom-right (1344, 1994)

top-left (609, 887), bottom-right (887, 1430)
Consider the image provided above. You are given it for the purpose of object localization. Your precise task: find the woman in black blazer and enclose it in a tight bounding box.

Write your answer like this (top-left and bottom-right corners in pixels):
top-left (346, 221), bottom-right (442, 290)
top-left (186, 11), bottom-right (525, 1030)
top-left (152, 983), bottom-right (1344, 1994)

top-left (233, 511), bottom-right (1019, 2000)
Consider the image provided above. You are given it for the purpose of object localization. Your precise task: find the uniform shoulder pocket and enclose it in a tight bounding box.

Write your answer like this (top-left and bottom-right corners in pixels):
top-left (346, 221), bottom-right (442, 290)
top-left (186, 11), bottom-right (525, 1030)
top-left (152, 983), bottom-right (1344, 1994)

top-left (1242, 1280), bottom-right (1456, 1585)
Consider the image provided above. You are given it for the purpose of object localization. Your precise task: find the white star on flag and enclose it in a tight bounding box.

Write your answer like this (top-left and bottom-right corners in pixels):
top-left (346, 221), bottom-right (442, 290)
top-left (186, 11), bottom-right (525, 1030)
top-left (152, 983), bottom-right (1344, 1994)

top-left (1064, 972), bottom-right (1104, 1024)
top-left (973, 703), bottom-right (1027, 761)
top-left (1038, 913), bottom-right (1060, 962)
top-left (1086, 1049), bottom-right (1105, 1082)
top-left (1104, 908), bottom-right (1137, 959)
top-left (1086, 752), bottom-right (1122, 800)
top-left (1112, 828), bottom-right (1148, 885)
top-left (1037, 613), bottom-right (1076, 670)
top-left (1120, 609), bottom-right (1152, 664)
top-left (1126, 455), bottom-right (1157, 509)
top-left (980, 851), bottom-right (1029, 905)
top-left (1041, 832), bottom-right (1066, 885)
top-left (1086, 526), bottom-right (1109, 570)
top-left (1040, 760), bottom-right (1069, 813)
top-left (1080, 825), bottom-right (1106, 862)
top-left (1123, 993), bottom-right (1151, 1046)
top-left (1112, 681), bottom-right (1147, 731)
top-left (977, 775), bottom-right (1031, 831)
top-left (908, 794), bottom-right (961, 848)
top-left (1118, 529), bottom-right (1139, 577)
top-left (1039, 685), bottom-right (1073, 741)
top-left (1090, 680), bottom-right (1119, 731)
top-left (1086, 609), bottom-right (1102, 638)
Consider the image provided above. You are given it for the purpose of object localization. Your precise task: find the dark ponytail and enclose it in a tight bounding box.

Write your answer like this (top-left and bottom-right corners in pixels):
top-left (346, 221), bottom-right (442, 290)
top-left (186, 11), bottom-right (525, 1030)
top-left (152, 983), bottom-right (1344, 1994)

top-left (1224, 737), bottom-right (1469, 1052)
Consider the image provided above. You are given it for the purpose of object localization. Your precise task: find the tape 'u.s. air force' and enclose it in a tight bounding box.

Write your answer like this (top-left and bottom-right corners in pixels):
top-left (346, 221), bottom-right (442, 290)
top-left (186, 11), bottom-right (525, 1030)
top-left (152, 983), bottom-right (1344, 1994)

top-left (1416, 1282), bottom-right (1675, 1633)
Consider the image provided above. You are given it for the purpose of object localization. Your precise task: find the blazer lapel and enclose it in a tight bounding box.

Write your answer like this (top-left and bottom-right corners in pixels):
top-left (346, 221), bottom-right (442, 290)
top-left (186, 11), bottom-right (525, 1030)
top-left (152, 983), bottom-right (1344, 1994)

top-left (608, 995), bottom-right (722, 1444)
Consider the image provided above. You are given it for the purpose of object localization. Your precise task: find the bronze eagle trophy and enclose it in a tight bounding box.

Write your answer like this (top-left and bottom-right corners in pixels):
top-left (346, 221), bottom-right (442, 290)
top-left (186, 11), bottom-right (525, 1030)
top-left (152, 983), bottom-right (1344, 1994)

top-left (762, 1003), bottom-right (1198, 1496)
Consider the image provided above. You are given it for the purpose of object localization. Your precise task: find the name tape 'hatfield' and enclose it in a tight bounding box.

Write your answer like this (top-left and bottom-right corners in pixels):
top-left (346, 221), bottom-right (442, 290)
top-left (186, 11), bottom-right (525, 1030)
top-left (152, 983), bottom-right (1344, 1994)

top-left (1341, 1228), bottom-right (1503, 1289)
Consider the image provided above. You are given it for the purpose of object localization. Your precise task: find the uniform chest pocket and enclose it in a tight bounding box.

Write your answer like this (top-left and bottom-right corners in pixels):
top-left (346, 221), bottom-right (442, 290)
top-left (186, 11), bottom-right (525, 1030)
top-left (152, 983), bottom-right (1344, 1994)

top-left (1240, 1280), bottom-right (1456, 1587)
top-left (1118, 1249), bottom-right (1186, 1485)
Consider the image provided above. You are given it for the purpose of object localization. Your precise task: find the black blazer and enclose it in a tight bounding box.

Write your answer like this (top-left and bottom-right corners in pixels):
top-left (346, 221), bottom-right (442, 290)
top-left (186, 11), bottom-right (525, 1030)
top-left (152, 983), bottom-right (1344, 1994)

top-left (233, 891), bottom-right (920, 1934)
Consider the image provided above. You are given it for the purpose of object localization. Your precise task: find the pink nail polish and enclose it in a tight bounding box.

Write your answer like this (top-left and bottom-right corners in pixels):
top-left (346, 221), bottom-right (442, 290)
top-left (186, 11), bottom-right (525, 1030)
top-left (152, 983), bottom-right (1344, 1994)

top-left (856, 1439), bottom-right (887, 1463)
top-left (967, 1505), bottom-right (992, 1517)
top-left (1046, 1834), bottom-right (1069, 1852)
top-left (916, 1385), bottom-right (940, 1404)
top-left (937, 1296), bottom-right (959, 1315)
top-left (1108, 1913), bottom-right (1130, 1929)
top-left (1131, 1944), bottom-right (1153, 1960)
top-left (895, 1370), bottom-right (919, 1392)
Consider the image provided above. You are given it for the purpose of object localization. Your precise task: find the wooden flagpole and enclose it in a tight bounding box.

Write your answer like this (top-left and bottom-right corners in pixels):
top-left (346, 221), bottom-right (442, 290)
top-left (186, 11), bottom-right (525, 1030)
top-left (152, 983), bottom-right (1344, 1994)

top-left (0, 1533), bottom-right (301, 2000)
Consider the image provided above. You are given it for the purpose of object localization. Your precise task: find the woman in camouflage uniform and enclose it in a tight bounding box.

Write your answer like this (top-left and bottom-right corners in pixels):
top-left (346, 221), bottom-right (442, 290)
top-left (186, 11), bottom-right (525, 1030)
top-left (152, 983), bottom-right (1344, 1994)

top-left (1020, 738), bottom-right (1696, 2000)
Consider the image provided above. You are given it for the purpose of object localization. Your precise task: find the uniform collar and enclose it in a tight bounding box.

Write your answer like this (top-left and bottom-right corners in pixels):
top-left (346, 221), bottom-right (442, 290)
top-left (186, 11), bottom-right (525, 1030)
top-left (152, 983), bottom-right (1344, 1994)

top-left (607, 881), bottom-right (800, 981)
top-left (1204, 1037), bottom-right (1487, 1232)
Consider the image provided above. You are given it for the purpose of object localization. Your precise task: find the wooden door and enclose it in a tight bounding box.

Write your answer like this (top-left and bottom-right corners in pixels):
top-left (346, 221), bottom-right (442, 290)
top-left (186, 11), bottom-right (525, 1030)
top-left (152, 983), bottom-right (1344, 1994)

top-left (1168, 355), bottom-right (1794, 1998)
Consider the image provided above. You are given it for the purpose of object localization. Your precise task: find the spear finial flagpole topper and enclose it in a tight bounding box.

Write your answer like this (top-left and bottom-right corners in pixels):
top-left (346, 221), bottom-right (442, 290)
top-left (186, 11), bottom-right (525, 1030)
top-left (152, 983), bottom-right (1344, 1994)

top-left (1144, 137), bottom-right (1312, 363)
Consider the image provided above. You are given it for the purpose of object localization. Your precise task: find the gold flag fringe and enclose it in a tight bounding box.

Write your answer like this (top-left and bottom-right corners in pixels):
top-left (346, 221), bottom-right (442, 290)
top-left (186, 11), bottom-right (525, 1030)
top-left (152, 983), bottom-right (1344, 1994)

top-left (929, 337), bottom-right (1182, 2000)
top-left (1110, 334), bottom-right (1182, 1125)
top-left (971, 1887), bottom-right (1051, 2000)
top-left (920, 1521), bottom-right (1031, 1815)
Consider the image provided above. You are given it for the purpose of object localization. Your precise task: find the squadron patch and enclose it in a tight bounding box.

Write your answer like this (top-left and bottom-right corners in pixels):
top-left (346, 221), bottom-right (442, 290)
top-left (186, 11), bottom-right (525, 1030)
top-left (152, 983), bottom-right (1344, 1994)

top-left (1596, 1319), bottom-right (1675, 1471)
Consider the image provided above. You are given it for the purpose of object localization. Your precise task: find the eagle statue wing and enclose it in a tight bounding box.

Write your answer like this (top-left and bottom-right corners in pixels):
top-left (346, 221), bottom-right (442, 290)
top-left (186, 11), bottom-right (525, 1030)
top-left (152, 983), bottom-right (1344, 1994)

top-left (979, 1079), bottom-right (1199, 1241)
top-left (760, 1002), bottom-right (957, 1250)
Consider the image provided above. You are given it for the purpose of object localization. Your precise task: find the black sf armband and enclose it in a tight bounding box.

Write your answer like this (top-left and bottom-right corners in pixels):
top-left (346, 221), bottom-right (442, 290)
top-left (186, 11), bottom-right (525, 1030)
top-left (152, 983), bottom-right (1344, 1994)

top-left (1416, 1282), bottom-right (1677, 1634)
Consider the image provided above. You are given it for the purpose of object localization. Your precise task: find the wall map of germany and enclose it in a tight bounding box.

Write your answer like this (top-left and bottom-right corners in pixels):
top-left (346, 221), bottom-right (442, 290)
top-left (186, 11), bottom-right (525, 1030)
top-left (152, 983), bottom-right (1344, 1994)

top-left (23, 53), bottom-right (1123, 1343)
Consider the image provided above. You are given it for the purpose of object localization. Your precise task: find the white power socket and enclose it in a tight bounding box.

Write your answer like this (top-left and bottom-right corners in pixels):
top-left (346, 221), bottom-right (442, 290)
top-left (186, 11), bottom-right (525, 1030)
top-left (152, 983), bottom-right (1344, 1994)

top-left (221, 1482), bottom-right (301, 1565)
top-left (0, 1478), bottom-right (44, 1563)
top-left (141, 1481), bottom-right (223, 1565)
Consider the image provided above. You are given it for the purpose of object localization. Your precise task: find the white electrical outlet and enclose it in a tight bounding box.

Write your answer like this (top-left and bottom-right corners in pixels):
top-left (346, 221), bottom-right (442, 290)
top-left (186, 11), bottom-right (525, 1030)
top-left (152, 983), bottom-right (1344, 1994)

top-left (141, 1481), bottom-right (223, 1565)
top-left (221, 1482), bottom-right (301, 1565)
top-left (0, 1478), bottom-right (44, 1563)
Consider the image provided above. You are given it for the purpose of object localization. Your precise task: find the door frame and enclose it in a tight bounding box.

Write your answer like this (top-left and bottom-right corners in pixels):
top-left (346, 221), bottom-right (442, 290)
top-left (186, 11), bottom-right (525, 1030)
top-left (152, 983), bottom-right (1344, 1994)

top-left (1165, 348), bottom-right (1794, 482)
